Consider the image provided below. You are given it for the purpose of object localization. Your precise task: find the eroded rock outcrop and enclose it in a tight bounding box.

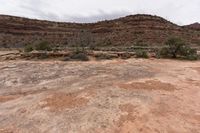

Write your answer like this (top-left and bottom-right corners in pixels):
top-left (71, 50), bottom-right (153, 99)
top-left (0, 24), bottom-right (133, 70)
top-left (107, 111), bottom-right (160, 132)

top-left (0, 14), bottom-right (200, 48)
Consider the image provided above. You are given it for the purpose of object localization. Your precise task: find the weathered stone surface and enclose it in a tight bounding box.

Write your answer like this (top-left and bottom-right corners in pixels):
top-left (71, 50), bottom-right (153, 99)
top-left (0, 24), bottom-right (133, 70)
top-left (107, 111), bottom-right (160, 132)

top-left (0, 59), bottom-right (200, 132)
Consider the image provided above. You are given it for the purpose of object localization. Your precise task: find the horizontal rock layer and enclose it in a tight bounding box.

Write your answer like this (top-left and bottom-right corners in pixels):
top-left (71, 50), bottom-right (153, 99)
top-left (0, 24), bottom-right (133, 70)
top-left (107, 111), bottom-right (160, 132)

top-left (0, 14), bottom-right (200, 48)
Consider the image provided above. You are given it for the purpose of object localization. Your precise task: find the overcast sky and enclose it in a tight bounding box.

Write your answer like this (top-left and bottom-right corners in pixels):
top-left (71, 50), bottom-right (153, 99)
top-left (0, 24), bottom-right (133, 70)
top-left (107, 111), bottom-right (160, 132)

top-left (0, 0), bottom-right (199, 25)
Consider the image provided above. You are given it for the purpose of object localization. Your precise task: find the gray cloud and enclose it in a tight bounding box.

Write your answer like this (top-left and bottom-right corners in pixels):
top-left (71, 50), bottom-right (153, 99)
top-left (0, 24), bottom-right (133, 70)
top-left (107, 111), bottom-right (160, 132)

top-left (64, 11), bottom-right (131, 23)
top-left (0, 0), bottom-right (199, 25)
top-left (19, 2), bottom-right (60, 21)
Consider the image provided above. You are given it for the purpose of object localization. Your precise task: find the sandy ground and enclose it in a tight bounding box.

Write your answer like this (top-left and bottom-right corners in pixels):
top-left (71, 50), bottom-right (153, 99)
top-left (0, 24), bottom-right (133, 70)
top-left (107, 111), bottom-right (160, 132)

top-left (0, 59), bottom-right (199, 133)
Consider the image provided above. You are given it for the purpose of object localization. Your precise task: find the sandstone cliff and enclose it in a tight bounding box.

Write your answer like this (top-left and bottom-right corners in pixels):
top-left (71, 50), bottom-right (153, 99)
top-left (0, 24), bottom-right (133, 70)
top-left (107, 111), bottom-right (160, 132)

top-left (0, 14), bottom-right (200, 48)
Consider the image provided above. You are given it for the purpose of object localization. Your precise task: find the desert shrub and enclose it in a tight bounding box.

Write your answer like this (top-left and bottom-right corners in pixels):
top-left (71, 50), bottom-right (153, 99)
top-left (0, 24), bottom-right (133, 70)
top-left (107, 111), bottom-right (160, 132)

top-left (95, 53), bottom-right (117, 60)
top-left (158, 37), bottom-right (198, 60)
top-left (70, 52), bottom-right (89, 61)
top-left (74, 46), bottom-right (84, 54)
top-left (165, 37), bottom-right (186, 58)
top-left (72, 30), bottom-right (92, 52)
top-left (184, 54), bottom-right (198, 60)
top-left (181, 47), bottom-right (198, 60)
top-left (35, 41), bottom-right (52, 51)
top-left (24, 45), bottom-right (33, 52)
top-left (135, 50), bottom-right (149, 58)
top-left (156, 47), bottom-right (170, 58)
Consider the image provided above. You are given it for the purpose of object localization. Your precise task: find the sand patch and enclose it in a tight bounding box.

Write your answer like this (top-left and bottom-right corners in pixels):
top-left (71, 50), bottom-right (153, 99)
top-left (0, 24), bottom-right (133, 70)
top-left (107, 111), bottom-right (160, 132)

top-left (114, 103), bottom-right (140, 133)
top-left (41, 92), bottom-right (89, 112)
top-left (185, 78), bottom-right (200, 86)
top-left (150, 101), bottom-right (171, 117)
top-left (0, 95), bottom-right (20, 103)
top-left (193, 67), bottom-right (200, 74)
top-left (118, 104), bottom-right (137, 124)
top-left (119, 103), bottom-right (137, 113)
top-left (0, 126), bottom-right (19, 133)
top-left (181, 114), bottom-right (200, 122)
top-left (0, 87), bottom-right (49, 103)
top-left (0, 129), bottom-right (14, 133)
top-left (119, 80), bottom-right (176, 91)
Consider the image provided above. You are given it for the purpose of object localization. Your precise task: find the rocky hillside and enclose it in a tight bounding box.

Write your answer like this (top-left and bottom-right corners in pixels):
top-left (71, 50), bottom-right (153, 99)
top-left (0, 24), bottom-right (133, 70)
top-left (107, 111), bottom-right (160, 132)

top-left (0, 14), bottom-right (200, 48)
top-left (184, 23), bottom-right (200, 31)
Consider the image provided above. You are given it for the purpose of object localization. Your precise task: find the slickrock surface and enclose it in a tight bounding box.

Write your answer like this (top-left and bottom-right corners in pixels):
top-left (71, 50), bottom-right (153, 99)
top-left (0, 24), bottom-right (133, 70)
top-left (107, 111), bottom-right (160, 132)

top-left (0, 14), bottom-right (200, 48)
top-left (0, 59), bottom-right (200, 133)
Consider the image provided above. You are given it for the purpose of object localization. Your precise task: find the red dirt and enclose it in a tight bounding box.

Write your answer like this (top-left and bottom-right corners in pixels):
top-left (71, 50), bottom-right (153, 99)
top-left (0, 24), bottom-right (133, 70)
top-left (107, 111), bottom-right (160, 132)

top-left (0, 59), bottom-right (200, 132)
top-left (118, 80), bottom-right (176, 91)
top-left (41, 92), bottom-right (89, 111)
top-left (0, 95), bottom-right (20, 103)
top-left (193, 67), bottom-right (200, 74)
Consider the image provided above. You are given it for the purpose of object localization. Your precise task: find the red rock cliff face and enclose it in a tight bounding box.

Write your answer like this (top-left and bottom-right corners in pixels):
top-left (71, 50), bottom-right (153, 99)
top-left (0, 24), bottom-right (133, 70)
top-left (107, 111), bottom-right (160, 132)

top-left (0, 14), bottom-right (200, 48)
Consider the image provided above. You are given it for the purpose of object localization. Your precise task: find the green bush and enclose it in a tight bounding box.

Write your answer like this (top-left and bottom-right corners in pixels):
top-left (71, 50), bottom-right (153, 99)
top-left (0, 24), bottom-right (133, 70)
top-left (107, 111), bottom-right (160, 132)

top-left (156, 47), bottom-right (169, 58)
top-left (165, 37), bottom-right (186, 58)
top-left (182, 47), bottom-right (198, 60)
top-left (135, 50), bottom-right (149, 58)
top-left (74, 47), bottom-right (83, 54)
top-left (35, 41), bottom-right (52, 51)
top-left (159, 37), bottom-right (198, 60)
top-left (24, 45), bottom-right (33, 52)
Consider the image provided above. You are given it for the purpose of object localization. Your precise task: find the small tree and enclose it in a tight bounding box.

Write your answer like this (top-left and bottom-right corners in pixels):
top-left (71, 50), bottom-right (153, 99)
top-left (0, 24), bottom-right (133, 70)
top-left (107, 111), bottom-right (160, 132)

top-left (75, 30), bottom-right (92, 53)
top-left (135, 50), bottom-right (149, 58)
top-left (24, 45), bottom-right (33, 52)
top-left (159, 37), bottom-right (198, 60)
top-left (35, 41), bottom-right (52, 51)
top-left (165, 37), bottom-right (185, 58)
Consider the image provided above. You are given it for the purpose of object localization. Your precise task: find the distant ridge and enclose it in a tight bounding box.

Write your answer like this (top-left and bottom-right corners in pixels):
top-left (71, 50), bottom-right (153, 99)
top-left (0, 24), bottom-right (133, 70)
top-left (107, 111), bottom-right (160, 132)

top-left (0, 14), bottom-right (200, 48)
top-left (184, 22), bottom-right (200, 31)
